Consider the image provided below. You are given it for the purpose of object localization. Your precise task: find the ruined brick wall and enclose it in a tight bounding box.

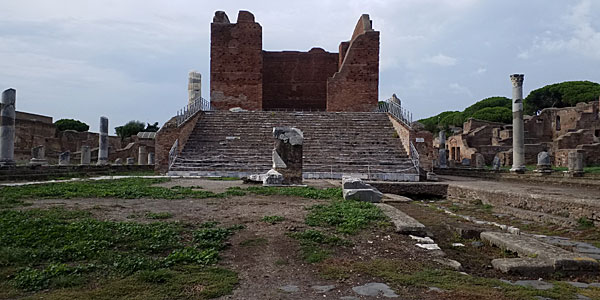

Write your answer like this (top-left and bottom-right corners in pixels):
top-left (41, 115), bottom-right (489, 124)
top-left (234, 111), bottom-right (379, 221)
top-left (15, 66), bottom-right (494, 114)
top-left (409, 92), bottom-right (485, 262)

top-left (327, 15), bottom-right (379, 112)
top-left (262, 49), bottom-right (338, 110)
top-left (210, 11), bottom-right (262, 111)
top-left (154, 113), bottom-right (202, 173)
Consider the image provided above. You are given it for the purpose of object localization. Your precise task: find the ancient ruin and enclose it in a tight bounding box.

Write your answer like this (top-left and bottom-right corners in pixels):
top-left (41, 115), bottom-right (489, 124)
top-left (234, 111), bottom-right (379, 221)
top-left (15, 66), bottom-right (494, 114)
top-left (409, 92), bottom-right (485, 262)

top-left (0, 89), bottom-right (16, 167)
top-left (210, 11), bottom-right (379, 112)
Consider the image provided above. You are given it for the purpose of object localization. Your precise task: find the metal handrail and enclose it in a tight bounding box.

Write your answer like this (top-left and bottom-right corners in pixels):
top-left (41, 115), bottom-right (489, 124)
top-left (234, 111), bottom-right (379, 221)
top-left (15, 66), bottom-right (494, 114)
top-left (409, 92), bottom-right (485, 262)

top-left (176, 96), bottom-right (211, 127)
top-left (168, 139), bottom-right (179, 168)
top-left (377, 98), bottom-right (412, 127)
top-left (409, 141), bottom-right (420, 175)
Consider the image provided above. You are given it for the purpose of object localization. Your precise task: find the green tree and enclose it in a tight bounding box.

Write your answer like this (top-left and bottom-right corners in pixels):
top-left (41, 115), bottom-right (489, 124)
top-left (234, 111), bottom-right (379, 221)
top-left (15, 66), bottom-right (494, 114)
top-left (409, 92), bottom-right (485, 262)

top-left (524, 81), bottom-right (600, 114)
top-left (145, 122), bottom-right (160, 132)
top-left (115, 120), bottom-right (145, 139)
top-left (471, 107), bottom-right (512, 123)
top-left (462, 96), bottom-right (511, 120)
top-left (54, 119), bottom-right (89, 132)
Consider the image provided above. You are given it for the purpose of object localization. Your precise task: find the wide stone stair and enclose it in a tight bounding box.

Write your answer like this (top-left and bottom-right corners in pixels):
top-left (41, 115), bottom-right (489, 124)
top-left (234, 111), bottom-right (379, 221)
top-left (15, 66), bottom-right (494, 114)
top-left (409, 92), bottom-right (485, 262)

top-left (168, 111), bottom-right (419, 181)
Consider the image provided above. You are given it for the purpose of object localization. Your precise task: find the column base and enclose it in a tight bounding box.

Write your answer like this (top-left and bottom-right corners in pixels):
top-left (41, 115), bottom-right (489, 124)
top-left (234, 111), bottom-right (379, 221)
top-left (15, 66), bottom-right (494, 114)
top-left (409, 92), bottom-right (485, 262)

top-left (0, 159), bottom-right (16, 167)
top-left (28, 159), bottom-right (48, 166)
top-left (510, 166), bottom-right (526, 174)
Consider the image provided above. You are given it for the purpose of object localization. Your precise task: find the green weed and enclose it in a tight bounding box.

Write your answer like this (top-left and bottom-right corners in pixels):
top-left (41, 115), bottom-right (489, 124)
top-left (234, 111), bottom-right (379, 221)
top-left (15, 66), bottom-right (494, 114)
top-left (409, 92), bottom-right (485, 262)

top-left (145, 212), bottom-right (173, 220)
top-left (261, 215), bottom-right (285, 224)
top-left (305, 200), bottom-right (387, 234)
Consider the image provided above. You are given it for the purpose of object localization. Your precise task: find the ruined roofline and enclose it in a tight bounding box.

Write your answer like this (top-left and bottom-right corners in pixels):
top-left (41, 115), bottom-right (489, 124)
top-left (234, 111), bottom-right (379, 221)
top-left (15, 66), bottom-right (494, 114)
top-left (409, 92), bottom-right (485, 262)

top-left (212, 10), bottom-right (255, 24)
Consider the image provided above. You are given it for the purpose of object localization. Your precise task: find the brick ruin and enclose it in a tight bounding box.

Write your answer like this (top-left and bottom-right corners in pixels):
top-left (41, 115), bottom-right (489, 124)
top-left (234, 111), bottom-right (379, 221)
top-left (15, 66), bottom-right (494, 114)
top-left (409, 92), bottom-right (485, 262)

top-left (0, 104), bottom-right (154, 164)
top-left (210, 11), bottom-right (379, 112)
top-left (442, 99), bottom-right (600, 167)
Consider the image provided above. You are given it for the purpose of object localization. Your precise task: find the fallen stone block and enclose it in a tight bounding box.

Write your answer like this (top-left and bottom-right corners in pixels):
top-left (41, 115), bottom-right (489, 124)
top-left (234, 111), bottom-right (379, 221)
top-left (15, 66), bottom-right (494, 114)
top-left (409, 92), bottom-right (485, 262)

top-left (263, 169), bottom-right (284, 186)
top-left (433, 258), bottom-right (462, 271)
top-left (342, 176), bottom-right (375, 190)
top-left (382, 193), bottom-right (412, 203)
top-left (491, 258), bottom-right (554, 276)
top-left (343, 188), bottom-right (383, 203)
top-left (375, 203), bottom-right (426, 235)
top-left (481, 232), bottom-right (599, 272)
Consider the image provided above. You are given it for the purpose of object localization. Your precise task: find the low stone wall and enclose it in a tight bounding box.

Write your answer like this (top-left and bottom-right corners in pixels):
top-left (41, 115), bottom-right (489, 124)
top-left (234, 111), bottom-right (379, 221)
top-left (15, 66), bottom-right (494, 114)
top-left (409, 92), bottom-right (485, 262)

top-left (0, 165), bottom-right (154, 182)
top-left (447, 184), bottom-right (600, 224)
top-left (366, 181), bottom-right (448, 199)
top-left (435, 167), bottom-right (600, 189)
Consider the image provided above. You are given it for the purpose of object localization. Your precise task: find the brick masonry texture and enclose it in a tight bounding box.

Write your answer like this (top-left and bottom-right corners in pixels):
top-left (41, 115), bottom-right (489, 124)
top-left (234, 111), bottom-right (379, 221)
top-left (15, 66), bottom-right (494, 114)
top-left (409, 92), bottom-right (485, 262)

top-left (210, 11), bottom-right (379, 112)
top-left (154, 113), bottom-right (201, 173)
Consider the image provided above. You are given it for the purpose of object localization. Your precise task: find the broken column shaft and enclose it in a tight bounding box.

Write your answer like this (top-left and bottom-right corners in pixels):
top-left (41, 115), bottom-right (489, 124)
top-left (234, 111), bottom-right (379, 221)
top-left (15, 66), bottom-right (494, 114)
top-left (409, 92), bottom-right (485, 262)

top-left (0, 89), bottom-right (16, 167)
top-left (97, 116), bottom-right (109, 165)
top-left (510, 74), bottom-right (526, 173)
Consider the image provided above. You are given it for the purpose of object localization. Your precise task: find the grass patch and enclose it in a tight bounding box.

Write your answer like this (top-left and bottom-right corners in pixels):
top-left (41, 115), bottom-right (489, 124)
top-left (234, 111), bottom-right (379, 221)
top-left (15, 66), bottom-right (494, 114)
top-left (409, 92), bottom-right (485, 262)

top-left (577, 217), bottom-right (595, 230)
top-left (0, 208), bottom-right (241, 297)
top-left (261, 215), bottom-right (285, 224)
top-left (305, 200), bottom-right (387, 234)
top-left (289, 229), bottom-right (350, 263)
top-left (245, 186), bottom-right (342, 199)
top-left (145, 212), bottom-right (173, 220)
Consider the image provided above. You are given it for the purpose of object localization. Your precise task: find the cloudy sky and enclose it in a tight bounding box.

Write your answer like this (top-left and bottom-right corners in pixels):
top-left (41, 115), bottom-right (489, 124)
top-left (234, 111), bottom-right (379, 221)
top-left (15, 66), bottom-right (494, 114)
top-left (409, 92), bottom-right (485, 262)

top-left (1, 0), bottom-right (599, 133)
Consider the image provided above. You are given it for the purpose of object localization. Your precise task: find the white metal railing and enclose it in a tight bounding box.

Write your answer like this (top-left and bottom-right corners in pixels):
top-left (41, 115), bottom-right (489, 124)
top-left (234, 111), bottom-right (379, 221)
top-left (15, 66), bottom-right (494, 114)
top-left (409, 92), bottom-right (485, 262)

top-left (168, 139), bottom-right (179, 168)
top-left (409, 141), bottom-right (420, 175)
top-left (176, 96), bottom-right (211, 127)
top-left (377, 98), bottom-right (413, 127)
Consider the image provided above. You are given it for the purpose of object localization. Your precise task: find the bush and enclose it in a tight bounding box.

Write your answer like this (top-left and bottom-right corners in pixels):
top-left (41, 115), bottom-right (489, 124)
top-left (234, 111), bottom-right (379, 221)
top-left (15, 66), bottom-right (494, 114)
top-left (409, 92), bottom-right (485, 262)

top-left (54, 119), bottom-right (89, 132)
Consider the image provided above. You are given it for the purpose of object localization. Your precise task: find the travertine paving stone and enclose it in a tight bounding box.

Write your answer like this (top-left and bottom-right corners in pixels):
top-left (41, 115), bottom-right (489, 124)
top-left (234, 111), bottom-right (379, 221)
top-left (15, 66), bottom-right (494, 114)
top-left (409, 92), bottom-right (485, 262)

top-left (375, 203), bottom-right (426, 235)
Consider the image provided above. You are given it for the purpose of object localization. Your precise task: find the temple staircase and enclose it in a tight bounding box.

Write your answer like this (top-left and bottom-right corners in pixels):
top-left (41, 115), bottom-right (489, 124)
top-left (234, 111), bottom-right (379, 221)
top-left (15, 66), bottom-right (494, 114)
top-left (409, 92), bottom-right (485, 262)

top-left (168, 111), bottom-right (419, 181)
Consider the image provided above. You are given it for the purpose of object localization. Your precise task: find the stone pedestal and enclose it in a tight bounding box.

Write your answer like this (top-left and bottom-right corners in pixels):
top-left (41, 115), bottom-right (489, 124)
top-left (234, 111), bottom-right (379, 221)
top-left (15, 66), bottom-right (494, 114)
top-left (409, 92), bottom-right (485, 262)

top-left (510, 74), bottom-right (526, 173)
top-left (138, 146), bottom-right (148, 165)
top-left (264, 127), bottom-right (303, 186)
top-left (0, 89), bottom-right (16, 167)
top-left (188, 71), bottom-right (202, 104)
top-left (97, 116), bottom-right (109, 165)
top-left (148, 152), bottom-right (155, 165)
top-left (535, 151), bottom-right (552, 175)
top-left (474, 153), bottom-right (485, 169)
top-left (565, 151), bottom-right (584, 177)
top-left (126, 157), bottom-right (135, 165)
top-left (29, 145), bottom-right (48, 166)
top-left (114, 158), bottom-right (123, 165)
top-left (492, 156), bottom-right (501, 171)
top-left (58, 151), bottom-right (70, 166)
top-left (81, 146), bottom-right (91, 165)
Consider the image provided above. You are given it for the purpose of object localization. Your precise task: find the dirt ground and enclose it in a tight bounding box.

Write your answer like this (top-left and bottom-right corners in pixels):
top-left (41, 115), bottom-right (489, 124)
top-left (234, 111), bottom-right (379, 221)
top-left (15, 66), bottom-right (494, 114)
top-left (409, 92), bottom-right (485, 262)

top-left (20, 178), bottom-right (600, 299)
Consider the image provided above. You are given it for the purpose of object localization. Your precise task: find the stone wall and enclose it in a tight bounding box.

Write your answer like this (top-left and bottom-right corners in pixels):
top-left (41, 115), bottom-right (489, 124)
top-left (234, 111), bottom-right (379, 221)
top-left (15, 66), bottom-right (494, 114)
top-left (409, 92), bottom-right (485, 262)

top-left (262, 49), bottom-right (338, 110)
top-left (210, 11), bottom-right (263, 111)
top-left (209, 11), bottom-right (379, 112)
top-left (327, 15), bottom-right (379, 112)
top-left (154, 113), bottom-right (202, 173)
top-left (387, 115), bottom-right (434, 171)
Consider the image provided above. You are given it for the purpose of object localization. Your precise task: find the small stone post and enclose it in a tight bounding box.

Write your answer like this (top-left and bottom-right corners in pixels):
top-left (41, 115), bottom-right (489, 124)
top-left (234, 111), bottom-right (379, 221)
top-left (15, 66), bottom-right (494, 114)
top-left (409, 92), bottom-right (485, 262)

top-left (29, 145), bottom-right (48, 166)
top-left (474, 153), bottom-right (485, 169)
top-left (566, 151), bottom-right (584, 177)
top-left (126, 157), bottom-right (134, 165)
top-left (58, 151), bottom-right (70, 166)
top-left (438, 131), bottom-right (447, 168)
top-left (0, 89), bottom-right (16, 167)
top-left (510, 74), bottom-right (526, 173)
top-left (264, 127), bottom-right (303, 186)
top-left (114, 158), bottom-right (123, 165)
top-left (535, 151), bottom-right (552, 175)
top-left (188, 71), bottom-right (202, 104)
top-left (81, 146), bottom-right (91, 165)
top-left (97, 116), bottom-right (109, 165)
top-left (148, 152), bottom-right (155, 165)
top-left (492, 156), bottom-right (501, 171)
top-left (138, 146), bottom-right (148, 165)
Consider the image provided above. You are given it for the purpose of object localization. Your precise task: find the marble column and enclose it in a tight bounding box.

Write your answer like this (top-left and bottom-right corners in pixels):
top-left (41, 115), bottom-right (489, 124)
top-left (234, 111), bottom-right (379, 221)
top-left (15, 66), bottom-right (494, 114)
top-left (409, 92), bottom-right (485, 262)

top-left (81, 146), bottom-right (91, 165)
top-left (138, 146), bottom-right (148, 165)
top-left (97, 116), bottom-right (108, 165)
top-left (0, 89), bottom-right (16, 166)
top-left (438, 131), bottom-right (447, 168)
top-left (188, 71), bottom-right (202, 104)
top-left (567, 151), bottom-right (584, 177)
top-left (510, 74), bottom-right (526, 173)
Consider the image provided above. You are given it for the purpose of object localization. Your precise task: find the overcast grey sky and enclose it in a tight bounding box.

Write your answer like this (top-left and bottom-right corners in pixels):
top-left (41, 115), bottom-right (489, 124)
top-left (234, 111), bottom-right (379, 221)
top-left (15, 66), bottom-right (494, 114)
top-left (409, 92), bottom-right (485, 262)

top-left (1, 0), bottom-right (599, 133)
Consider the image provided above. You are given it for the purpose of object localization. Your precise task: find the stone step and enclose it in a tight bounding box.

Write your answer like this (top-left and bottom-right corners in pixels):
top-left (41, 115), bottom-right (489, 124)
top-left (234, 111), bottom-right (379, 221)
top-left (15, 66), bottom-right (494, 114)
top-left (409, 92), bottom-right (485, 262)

top-left (375, 203), bottom-right (427, 236)
top-left (480, 232), bottom-right (598, 272)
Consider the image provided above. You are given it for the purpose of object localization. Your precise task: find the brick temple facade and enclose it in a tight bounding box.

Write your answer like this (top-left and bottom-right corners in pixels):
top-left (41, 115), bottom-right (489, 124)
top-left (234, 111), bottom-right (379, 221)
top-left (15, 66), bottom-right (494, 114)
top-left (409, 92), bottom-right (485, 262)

top-left (210, 11), bottom-right (380, 112)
